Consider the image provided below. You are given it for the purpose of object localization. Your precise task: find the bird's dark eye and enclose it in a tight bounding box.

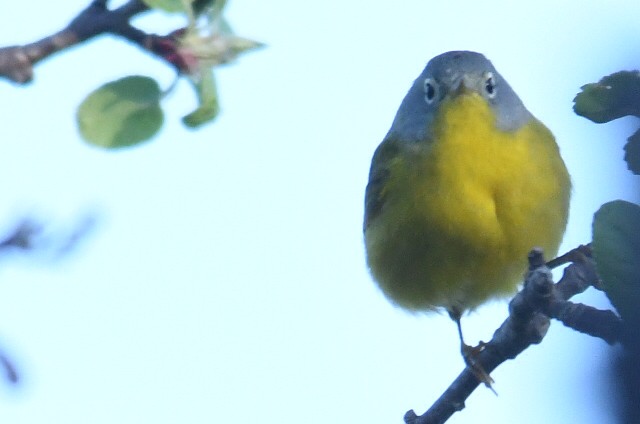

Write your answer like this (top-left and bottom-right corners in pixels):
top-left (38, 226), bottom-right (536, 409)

top-left (423, 78), bottom-right (437, 104)
top-left (484, 72), bottom-right (496, 98)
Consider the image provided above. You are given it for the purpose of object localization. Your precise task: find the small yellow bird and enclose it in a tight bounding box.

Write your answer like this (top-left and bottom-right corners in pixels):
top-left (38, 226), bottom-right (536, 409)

top-left (363, 51), bottom-right (570, 380)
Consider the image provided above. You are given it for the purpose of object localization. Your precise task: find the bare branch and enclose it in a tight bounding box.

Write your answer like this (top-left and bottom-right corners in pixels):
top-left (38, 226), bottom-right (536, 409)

top-left (542, 247), bottom-right (621, 343)
top-left (0, 1), bottom-right (192, 84)
top-left (0, 212), bottom-right (98, 385)
top-left (546, 299), bottom-right (621, 344)
top-left (0, 214), bottom-right (96, 257)
top-left (0, 219), bottom-right (44, 251)
top-left (0, 351), bottom-right (18, 384)
top-left (405, 247), bottom-right (617, 424)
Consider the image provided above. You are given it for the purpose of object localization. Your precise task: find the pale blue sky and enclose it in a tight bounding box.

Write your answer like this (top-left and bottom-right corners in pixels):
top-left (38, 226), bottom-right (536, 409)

top-left (0, 1), bottom-right (638, 423)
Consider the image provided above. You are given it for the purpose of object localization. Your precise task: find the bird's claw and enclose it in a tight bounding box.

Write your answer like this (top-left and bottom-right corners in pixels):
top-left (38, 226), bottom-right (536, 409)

top-left (461, 341), bottom-right (496, 395)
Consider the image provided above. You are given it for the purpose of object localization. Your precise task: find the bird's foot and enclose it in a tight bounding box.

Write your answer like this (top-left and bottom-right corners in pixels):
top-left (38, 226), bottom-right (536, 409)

top-left (461, 341), bottom-right (496, 395)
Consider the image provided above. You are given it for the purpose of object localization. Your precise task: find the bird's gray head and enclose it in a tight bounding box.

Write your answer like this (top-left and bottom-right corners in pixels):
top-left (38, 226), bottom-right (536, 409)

top-left (386, 51), bottom-right (533, 142)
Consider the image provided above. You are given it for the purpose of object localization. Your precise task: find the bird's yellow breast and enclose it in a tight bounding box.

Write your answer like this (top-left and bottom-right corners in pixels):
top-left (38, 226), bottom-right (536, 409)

top-left (365, 94), bottom-right (570, 312)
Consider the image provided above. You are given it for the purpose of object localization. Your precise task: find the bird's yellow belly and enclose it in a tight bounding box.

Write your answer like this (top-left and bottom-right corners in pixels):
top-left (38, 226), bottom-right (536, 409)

top-left (365, 95), bottom-right (570, 312)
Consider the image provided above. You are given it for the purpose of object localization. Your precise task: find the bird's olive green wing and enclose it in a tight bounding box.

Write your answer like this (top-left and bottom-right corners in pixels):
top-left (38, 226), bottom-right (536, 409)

top-left (364, 139), bottom-right (398, 232)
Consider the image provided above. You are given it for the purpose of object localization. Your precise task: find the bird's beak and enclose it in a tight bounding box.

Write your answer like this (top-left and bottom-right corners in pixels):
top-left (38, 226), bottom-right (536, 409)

top-left (450, 74), bottom-right (473, 97)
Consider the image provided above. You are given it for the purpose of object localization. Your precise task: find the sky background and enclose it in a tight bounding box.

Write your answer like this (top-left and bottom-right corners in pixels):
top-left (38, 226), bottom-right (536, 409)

top-left (0, 1), bottom-right (639, 423)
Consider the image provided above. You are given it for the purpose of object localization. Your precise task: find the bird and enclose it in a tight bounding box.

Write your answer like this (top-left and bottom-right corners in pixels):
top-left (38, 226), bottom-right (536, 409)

top-left (363, 51), bottom-right (571, 385)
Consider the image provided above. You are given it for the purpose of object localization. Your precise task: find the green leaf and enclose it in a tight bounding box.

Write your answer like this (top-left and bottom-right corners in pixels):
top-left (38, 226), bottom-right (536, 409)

top-left (592, 200), bottom-right (640, 323)
top-left (207, 0), bottom-right (227, 17)
top-left (213, 16), bottom-right (234, 35)
top-left (77, 76), bottom-right (164, 149)
top-left (182, 68), bottom-right (219, 128)
top-left (141, 0), bottom-right (187, 13)
top-left (142, 0), bottom-right (216, 15)
top-left (625, 129), bottom-right (640, 175)
top-left (573, 71), bottom-right (640, 123)
top-left (193, 0), bottom-right (218, 15)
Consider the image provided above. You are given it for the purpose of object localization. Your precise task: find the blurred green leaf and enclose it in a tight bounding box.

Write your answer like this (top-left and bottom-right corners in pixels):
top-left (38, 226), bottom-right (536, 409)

top-left (213, 16), bottom-right (234, 35)
top-left (210, 0), bottom-right (226, 13)
top-left (142, 0), bottom-right (217, 16)
top-left (199, 0), bottom-right (223, 16)
top-left (574, 71), bottom-right (640, 123)
top-left (77, 76), bottom-right (163, 149)
top-left (142, 0), bottom-right (186, 13)
top-left (182, 68), bottom-right (219, 128)
top-left (592, 200), bottom-right (640, 323)
top-left (625, 129), bottom-right (640, 175)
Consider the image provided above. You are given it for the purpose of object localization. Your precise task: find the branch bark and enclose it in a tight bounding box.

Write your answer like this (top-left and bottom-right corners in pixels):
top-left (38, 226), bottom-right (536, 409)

top-left (0, 1), bottom-right (188, 84)
top-left (405, 247), bottom-right (621, 424)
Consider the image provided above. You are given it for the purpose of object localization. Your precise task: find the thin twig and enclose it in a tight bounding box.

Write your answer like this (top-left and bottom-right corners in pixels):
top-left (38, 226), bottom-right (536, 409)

top-left (546, 243), bottom-right (592, 270)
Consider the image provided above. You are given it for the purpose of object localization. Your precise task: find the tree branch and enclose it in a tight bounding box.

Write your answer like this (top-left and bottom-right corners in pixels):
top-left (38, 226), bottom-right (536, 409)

top-left (0, 0), bottom-right (191, 84)
top-left (0, 213), bottom-right (98, 385)
top-left (0, 351), bottom-right (18, 384)
top-left (405, 247), bottom-right (619, 424)
top-left (543, 247), bottom-right (621, 344)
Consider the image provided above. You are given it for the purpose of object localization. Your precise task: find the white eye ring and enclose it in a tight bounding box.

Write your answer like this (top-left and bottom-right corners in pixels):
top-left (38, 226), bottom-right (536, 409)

top-left (423, 78), bottom-right (438, 104)
top-left (484, 72), bottom-right (497, 98)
